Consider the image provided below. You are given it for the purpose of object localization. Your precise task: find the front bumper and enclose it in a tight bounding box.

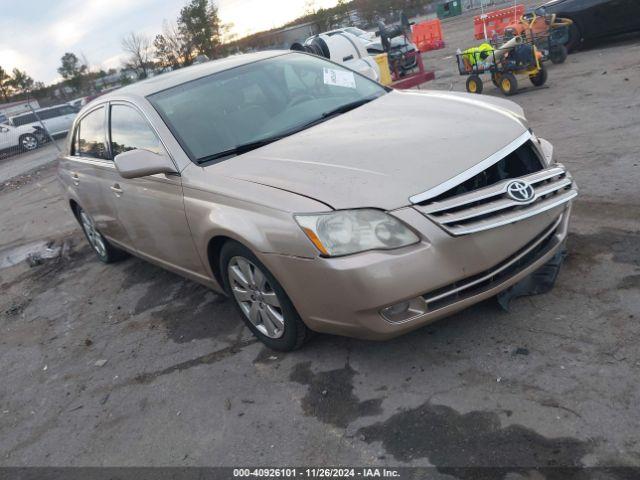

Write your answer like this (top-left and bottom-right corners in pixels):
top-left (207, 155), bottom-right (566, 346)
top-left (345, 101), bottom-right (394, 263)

top-left (263, 202), bottom-right (573, 340)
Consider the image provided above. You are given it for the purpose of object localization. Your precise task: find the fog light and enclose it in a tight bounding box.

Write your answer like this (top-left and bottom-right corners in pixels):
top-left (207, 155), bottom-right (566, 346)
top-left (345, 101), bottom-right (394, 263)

top-left (381, 297), bottom-right (428, 323)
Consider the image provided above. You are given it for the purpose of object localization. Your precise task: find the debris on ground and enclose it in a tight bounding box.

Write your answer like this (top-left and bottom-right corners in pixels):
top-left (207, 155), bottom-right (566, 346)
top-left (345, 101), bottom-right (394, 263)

top-left (94, 359), bottom-right (108, 367)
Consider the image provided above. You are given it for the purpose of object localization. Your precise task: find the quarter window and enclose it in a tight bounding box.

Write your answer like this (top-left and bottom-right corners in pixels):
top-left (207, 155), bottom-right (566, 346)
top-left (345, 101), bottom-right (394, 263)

top-left (109, 104), bottom-right (163, 157)
top-left (76, 107), bottom-right (108, 159)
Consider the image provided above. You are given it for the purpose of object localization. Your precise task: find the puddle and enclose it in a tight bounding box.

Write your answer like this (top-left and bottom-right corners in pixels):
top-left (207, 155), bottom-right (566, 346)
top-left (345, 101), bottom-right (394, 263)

top-left (290, 361), bottom-right (383, 428)
top-left (358, 402), bottom-right (593, 476)
top-left (0, 239), bottom-right (67, 269)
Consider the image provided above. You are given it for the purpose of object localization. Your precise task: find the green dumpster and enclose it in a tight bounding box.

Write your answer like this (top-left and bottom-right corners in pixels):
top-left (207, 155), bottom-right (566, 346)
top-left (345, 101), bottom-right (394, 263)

top-left (437, 0), bottom-right (462, 19)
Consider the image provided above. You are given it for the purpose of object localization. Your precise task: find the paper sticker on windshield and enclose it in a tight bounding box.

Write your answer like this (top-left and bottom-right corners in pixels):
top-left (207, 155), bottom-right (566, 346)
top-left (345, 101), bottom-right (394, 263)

top-left (323, 68), bottom-right (356, 89)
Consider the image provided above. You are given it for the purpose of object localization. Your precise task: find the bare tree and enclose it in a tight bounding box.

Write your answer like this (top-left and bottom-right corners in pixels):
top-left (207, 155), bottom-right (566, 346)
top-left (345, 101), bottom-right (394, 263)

top-left (154, 20), bottom-right (194, 70)
top-left (121, 32), bottom-right (153, 79)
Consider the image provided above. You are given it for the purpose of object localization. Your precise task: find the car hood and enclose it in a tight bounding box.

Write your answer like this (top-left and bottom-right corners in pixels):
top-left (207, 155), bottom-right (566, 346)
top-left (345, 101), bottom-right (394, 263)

top-left (214, 90), bottom-right (529, 211)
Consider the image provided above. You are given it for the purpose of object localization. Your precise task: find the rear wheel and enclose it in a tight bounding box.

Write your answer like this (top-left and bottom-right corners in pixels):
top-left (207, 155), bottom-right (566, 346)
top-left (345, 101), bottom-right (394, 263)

top-left (19, 134), bottom-right (39, 151)
top-left (549, 44), bottom-right (568, 64)
top-left (566, 22), bottom-right (581, 53)
top-left (499, 73), bottom-right (518, 96)
top-left (78, 207), bottom-right (128, 263)
top-left (530, 64), bottom-right (548, 87)
top-left (466, 75), bottom-right (483, 94)
top-left (221, 241), bottom-right (310, 351)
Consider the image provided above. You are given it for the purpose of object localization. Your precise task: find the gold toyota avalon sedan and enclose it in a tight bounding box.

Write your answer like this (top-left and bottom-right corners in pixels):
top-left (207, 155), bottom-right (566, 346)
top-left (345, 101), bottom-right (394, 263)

top-left (58, 51), bottom-right (577, 351)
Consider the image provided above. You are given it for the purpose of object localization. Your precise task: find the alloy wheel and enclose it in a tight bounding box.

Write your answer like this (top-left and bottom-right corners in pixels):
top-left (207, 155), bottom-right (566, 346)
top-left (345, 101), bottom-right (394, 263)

top-left (227, 256), bottom-right (285, 339)
top-left (21, 135), bottom-right (38, 151)
top-left (80, 211), bottom-right (107, 258)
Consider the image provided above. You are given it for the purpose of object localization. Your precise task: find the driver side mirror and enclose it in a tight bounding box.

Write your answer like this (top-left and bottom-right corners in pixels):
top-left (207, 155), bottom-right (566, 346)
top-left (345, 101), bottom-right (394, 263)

top-left (114, 149), bottom-right (178, 179)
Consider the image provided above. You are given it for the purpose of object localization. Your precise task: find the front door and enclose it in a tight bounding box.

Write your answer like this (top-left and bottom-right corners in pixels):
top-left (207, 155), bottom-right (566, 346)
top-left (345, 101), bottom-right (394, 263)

top-left (65, 105), bottom-right (132, 246)
top-left (106, 102), bottom-right (207, 278)
top-left (0, 125), bottom-right (12, 150)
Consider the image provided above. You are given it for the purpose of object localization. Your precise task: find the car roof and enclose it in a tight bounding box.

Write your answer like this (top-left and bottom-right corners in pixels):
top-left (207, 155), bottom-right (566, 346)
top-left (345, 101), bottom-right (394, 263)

top-left (98, 50), bottom-right (288, 102)
top-left (11, 104), bottom-right (71, 117)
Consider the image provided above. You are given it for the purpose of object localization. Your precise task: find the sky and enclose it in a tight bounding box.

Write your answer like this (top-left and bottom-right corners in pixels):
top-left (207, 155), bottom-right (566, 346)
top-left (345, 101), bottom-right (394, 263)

top-left (0, 0), bottom-right (340, 85)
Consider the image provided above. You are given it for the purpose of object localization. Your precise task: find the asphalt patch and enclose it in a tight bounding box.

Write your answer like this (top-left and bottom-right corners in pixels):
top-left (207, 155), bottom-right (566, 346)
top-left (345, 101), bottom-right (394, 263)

top-left (121, 259), bottom-right (238, 342)
top-left (567, 230), bottom-right (640, 267)
top-left (618, 274), bottom-right (640, 290)
top-left (358, 402), bottom-right (594, 478)
top-left (290, 361), bottom-right (383, 428)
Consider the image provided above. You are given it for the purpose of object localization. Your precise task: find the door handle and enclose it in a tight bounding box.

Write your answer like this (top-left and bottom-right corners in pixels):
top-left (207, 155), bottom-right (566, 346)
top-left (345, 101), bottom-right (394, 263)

top-left (70, 172), bottom-right (80, 186)
top-left (110, 184), bottom-right (123, 196)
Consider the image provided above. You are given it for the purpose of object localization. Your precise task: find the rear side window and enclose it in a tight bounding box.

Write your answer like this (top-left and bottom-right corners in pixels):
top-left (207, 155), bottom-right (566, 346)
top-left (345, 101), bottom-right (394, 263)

top-left (76, 107), bottom-right (107, 159)
top-left (11, 113), bottom-right (36, 126)
top-left (109, 104), bottom-right (163, 157)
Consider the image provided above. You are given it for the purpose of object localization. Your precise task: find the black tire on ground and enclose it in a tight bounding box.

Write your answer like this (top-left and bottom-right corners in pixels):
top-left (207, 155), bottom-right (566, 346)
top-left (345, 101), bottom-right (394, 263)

top-left (466, 75), bottom-right (483, 94)
top-left (19, 134), bottom-right (39, 151)
top-left (549, 44), bottom-right (568, 64)
top-left (220, 241), bottom-right (310, 351)
top-left (530, 64), bottom-right (548, 87)
top-left (566, 22), bottom-right (582, 53)
top-left (499, 72), bottom-right (518, 96)
top-left (76, 206), bottom-right (129, 264)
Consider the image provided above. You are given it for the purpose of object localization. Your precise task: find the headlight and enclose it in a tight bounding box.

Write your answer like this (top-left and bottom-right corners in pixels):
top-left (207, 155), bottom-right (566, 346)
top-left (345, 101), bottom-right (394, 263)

top-left (295, 209), bottom-right (419, 257)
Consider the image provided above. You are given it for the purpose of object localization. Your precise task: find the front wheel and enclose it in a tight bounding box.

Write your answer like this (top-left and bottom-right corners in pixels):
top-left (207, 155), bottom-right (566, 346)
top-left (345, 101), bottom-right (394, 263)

top-left (19, 134), bottom-right (39, 151)
top-left (499, 73), bottom-right (518, 96)
top-left (221, 241), bottom-right (310, 351)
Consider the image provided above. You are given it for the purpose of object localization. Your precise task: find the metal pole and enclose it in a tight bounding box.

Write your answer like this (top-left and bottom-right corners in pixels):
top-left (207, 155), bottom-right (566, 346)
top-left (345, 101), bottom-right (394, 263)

top-left (26, 91), bottom-right (61, 153)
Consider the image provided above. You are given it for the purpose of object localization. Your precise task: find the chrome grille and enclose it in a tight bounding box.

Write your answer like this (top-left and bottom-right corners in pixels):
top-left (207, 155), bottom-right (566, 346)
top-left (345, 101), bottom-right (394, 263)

top-left (414, 164), bottom-right (577, 236)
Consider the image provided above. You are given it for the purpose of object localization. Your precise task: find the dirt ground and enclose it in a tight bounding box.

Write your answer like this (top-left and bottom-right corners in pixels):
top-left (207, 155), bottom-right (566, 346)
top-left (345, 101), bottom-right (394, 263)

top-left (1, 7), bottom-right (640, 475)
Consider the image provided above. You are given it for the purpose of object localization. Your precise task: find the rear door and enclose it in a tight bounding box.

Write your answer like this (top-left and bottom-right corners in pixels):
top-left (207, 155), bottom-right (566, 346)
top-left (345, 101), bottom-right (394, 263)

top-left (107, 102), bottom-right (206, 277)
top-left (64, 105), bottom-right (132, 246)
top-left (55, 104), bottom-right (78, 134)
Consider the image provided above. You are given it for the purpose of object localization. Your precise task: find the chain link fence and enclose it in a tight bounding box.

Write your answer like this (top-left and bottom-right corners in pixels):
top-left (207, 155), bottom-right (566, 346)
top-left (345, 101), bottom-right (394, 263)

top-left (0, 102), bottom-right (71, 159)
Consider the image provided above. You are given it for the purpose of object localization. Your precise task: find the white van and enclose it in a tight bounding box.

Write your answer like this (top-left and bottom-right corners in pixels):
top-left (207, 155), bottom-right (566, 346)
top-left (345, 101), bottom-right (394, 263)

top-left (9, 104), bottom-right (78, 137)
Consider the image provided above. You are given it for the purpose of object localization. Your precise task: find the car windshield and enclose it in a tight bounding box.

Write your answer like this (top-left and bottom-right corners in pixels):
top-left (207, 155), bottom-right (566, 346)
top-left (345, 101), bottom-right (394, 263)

top-left (148, 52), bottom-right (387, 163)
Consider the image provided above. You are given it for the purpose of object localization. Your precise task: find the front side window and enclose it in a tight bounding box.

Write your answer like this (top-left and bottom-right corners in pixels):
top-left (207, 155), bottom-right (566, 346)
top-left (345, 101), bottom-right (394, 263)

top-left (58, 105), bottom-right (76, 115)
top-left (149, 52), bottom-right (387, 163)
top-left (110, 104), bottom-right (163, 157)
top-left (37, 109), bottom-right (56, 120)
top-left (76, 107), bottom-right (107, 159)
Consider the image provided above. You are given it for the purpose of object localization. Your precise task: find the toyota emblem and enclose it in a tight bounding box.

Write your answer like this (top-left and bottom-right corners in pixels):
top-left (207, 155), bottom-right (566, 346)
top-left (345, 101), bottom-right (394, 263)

top-left (506, 180), bottom-right (535, 203)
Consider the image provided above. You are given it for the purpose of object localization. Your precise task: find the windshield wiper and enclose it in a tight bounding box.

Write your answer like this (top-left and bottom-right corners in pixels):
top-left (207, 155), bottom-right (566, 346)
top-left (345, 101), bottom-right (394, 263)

top-left (320, 96), bottom-right (378, 119)
top-left (196, 137), bottom-right (284, 163)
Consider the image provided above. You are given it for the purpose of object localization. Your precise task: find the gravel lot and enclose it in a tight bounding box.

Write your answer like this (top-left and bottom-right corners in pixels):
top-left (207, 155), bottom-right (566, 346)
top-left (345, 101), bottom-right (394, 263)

top-left (1, 7), bottom-right (639, 474)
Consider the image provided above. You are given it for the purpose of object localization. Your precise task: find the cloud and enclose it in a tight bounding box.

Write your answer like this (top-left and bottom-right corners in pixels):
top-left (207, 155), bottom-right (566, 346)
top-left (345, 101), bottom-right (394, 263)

top-left (1, 0), bottom-right (340, 84)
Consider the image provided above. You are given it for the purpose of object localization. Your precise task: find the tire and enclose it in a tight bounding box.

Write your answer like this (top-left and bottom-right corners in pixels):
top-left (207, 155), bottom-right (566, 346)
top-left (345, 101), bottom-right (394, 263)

top-left (549, 44), bottom-right (568, 64)
top-left (530, 64), bottom-right (548, 87)
top-left (466, 75), bottom-right (483, 94)
top-left (566, 22), bottom-right (581, 53)
top-left (77, 207), bottom-right (128, 263)
top-left (220, 241), bottom-right (310, 351)
top-left (19, 134), bottom-right (39, 152)
top-left (499, 73), bottom-right (518, 96)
